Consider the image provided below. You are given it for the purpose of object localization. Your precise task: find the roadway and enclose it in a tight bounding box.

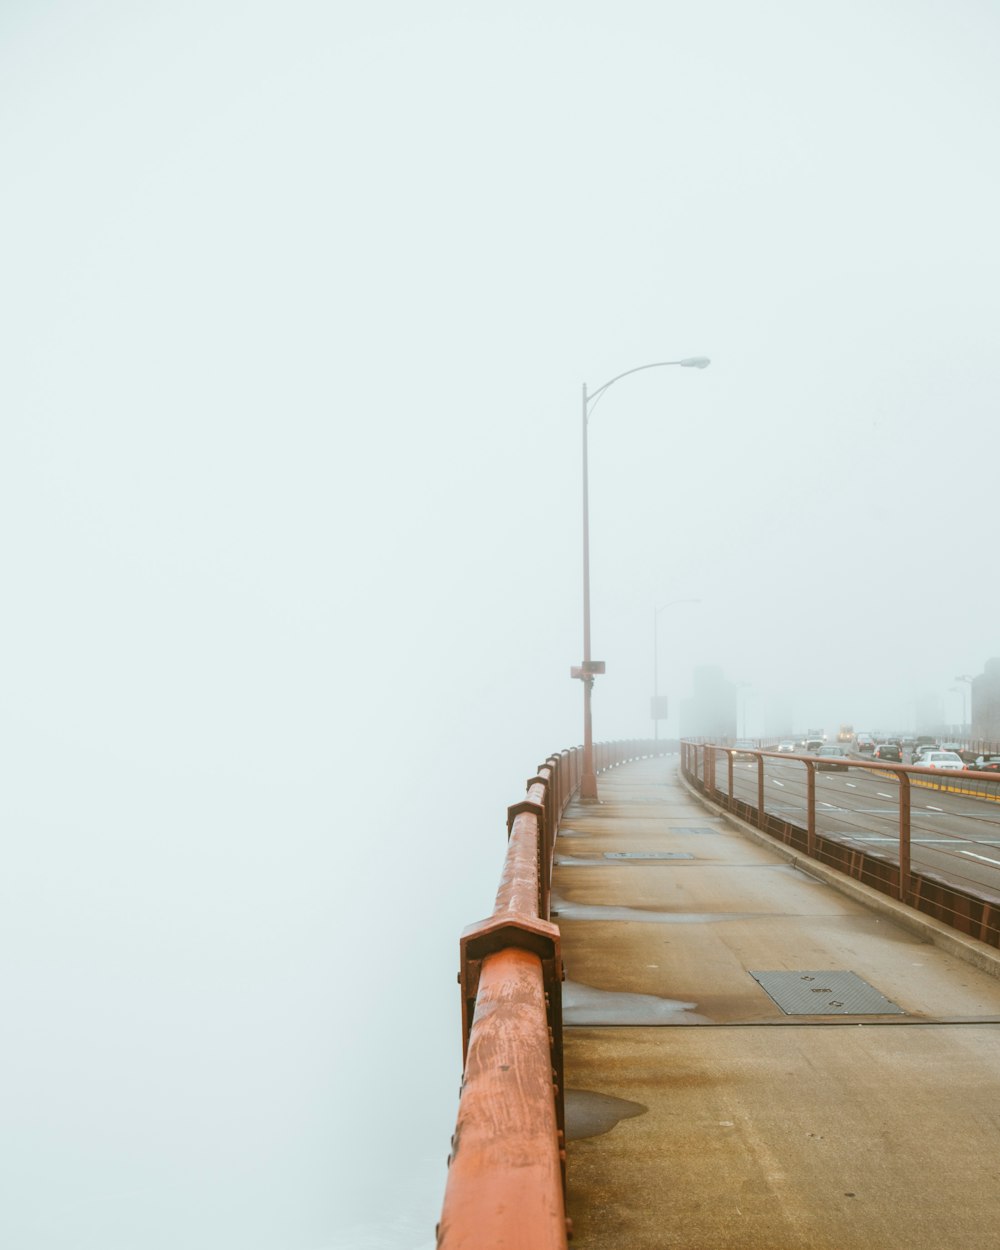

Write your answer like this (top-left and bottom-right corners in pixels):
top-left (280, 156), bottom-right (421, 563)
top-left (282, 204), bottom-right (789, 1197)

top-left (718, 755), bottom-right (1000, 901)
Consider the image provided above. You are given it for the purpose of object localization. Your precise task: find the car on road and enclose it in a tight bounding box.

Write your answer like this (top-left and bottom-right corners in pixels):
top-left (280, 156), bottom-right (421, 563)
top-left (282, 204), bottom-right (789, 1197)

top-left (912, 743), bottom-right (941, 763)
top-left (873, 743), bottom-right (902, 762)
top-left (733, 740), bottom-right (757, 759)
top-left (855, 734), bottom-right (875, 754)
top-left (805, 738), bottom-right (824, 753)
top-left (815, 744), bottom-right (850, 770)
top-left (969, 754), bottom-right (1000, 772)
top-left (776, 740), bottom-right (798, 753)
top-left (916, 750), bottom-right (965, 771)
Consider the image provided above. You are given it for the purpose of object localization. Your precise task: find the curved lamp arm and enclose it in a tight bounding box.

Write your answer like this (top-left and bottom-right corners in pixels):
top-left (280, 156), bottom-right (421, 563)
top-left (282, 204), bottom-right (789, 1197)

top-left (586, 357), bottom-right (710, 416)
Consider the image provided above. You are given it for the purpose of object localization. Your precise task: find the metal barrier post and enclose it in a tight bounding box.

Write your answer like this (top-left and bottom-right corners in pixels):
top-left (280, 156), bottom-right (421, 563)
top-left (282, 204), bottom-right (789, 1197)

top-left (805, 760), bottom-right (816, 858)
top-left (727, 749), bottom-right (735, 812)
top-left (898, 769), bottom-right (912, 904)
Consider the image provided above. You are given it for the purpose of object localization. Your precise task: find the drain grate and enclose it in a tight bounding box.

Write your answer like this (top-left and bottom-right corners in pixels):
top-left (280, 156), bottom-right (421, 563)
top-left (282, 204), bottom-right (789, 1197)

top-left (603, 851), bottom-right (693, 860)
top-left (749, 970), bottom-right (905, 1016)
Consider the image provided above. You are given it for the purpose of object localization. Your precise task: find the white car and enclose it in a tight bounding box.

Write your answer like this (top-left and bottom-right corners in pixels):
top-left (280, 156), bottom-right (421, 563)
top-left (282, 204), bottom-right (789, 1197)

top-left (776, 740), bottom-right (797, 753)
top-left (917, 751), bottom-right (965, 771)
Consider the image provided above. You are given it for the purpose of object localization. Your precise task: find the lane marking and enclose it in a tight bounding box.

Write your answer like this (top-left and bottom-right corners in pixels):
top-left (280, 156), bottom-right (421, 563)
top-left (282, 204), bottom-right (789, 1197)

top-left (772, 780), bottom-right (785, 787)
top-left (926, 805), bottom-right (944, 812)
top-left (838, 835), bottom-right (1000, 845)
top-left (877, 792), bottom-right (894, 799)
top-left (959, 849), bottom-right (1000, 867)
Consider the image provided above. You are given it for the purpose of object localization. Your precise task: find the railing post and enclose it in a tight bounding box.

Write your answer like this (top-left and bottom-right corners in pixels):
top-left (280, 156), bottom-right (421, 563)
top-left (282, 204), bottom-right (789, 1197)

top-left (805, 760), bottom-right (816, 857)
top-left (727, 749), bottom-right (735, 812)
top-left (757, 752), bottom-right (765, 827)
top-left (898, 769), bottom-right (912, 904)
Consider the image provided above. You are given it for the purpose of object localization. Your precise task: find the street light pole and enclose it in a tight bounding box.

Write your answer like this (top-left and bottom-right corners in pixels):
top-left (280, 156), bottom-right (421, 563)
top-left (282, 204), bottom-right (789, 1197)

top-left (652, 598), bottom-right (700, 741)
top-left (955, 674), bottom-right (974, 737)
top-left (736, 681), bottom-right (750, 740)
top-left (575, 357), bottom-right (710, 801)
top-left (580, 381), bottom-right (597, 797)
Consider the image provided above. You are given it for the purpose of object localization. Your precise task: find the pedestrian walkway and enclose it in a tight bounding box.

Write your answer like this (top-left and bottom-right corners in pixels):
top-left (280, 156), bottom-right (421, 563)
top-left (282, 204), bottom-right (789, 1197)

top-left (557, 755), bottom-right (1000, 1249)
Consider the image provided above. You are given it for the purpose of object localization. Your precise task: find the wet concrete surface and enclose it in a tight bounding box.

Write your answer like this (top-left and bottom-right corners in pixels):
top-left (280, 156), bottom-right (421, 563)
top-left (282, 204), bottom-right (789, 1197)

top-left (559, 756), bottom-right (1000, 1249)
top-left (565, 1089), bottom-right (647, 1141)
top-left (563, 978), bottom-right (710, 1025)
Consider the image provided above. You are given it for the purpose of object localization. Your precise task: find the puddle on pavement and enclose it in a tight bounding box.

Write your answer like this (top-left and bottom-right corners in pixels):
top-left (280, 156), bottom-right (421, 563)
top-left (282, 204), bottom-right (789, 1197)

top-left (564, 978), bottom-right (711, 1025)
top-left (565, 1089), bottom-right (648, 1140)
top-left (551, 893), bottom-right (770, 925)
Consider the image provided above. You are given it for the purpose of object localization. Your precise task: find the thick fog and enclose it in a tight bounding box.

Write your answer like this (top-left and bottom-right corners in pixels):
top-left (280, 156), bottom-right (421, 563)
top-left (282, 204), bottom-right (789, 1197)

top-left (4, 3), bottom-right (1000, 1247)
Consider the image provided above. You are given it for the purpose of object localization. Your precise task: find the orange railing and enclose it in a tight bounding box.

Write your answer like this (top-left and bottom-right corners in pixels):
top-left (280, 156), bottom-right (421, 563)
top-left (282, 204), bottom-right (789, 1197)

top-left (436, 740), bottom-right (668, 1249)
top-left (681, 741), bottom-right (1000, 949)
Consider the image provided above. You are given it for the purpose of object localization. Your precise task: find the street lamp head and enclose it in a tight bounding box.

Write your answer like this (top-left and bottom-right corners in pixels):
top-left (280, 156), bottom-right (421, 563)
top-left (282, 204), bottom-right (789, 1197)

top-left (679, 356), bottom-right (711, 369)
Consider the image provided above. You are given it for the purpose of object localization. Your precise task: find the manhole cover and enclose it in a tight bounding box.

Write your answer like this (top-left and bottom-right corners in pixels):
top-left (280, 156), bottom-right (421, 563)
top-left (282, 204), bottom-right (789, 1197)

top-left (603, 851), bottom-right (693, 860)
top-left (749, 970), bottom-right (905, 1015)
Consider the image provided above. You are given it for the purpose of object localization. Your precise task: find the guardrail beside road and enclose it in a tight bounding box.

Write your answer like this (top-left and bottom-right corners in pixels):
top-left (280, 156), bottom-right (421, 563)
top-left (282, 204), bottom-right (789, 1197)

top-left (438, 739), bottom-right (669, 1250)
top-left (681, 741), bottom-right (1000, 951)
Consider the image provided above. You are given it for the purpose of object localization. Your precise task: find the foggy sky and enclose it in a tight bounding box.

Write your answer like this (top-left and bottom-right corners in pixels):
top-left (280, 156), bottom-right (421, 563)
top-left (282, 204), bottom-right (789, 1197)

top-left (4, 3), bottom-right (1000, 1247)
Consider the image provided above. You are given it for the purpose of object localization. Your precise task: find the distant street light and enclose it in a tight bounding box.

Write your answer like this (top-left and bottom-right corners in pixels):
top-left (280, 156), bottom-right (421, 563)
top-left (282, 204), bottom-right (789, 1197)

top-left (652, 599), bottom-right (700, 741)
top-left (736, 681), bottom-right (751, 740)
top-left (575, 357), bottom-right (711, 801)
top-left (955, 674), bottom-right (974, 736)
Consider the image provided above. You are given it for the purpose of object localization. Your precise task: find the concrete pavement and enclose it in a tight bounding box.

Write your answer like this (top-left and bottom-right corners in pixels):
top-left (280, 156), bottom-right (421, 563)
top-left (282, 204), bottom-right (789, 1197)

top-left (558, 755), bottom-right (1000, 1248)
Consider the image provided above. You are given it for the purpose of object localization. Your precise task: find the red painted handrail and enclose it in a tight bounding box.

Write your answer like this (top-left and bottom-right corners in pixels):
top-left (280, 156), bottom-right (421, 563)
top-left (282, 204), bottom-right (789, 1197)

top-left (438, 739), bottom-right (670, 1248)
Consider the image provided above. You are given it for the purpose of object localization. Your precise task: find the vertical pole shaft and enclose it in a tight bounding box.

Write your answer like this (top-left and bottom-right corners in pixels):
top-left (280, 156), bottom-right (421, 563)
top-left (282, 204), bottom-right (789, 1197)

top-left (653, 607), bottom-right (659, 742)
top-left (580, 384), bottom-right (598, 800)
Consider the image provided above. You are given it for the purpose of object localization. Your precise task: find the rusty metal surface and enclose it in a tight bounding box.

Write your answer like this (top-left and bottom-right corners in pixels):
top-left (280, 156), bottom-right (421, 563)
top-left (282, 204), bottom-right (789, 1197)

top-left (438, 949), bottom-right (568, 1250)
top-left (440, 741), bottom-right (671, 1248)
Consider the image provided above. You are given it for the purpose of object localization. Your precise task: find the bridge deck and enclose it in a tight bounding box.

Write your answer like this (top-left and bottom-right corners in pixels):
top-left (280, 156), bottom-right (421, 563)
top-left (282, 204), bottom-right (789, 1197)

top-left (557, 755), bottom-right (1000, 1249)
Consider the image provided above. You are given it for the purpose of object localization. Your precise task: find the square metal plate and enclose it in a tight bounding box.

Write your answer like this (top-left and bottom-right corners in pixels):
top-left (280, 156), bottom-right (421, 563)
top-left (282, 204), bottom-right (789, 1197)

top-left (749, 970), bottom-right (905, 1015)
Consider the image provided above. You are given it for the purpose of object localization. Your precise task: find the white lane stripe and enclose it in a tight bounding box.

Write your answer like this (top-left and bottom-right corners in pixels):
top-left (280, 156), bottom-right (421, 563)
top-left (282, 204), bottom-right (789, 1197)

top-left (772, 780), bottom-right (784, 787)
top-left (877, 792), bottom-right (894, 799)
top-left (927, 805), bottom-right (944, 812)
top-left (959, 849), bottom-right (1000, 867)
top-left (839, 836), bottom-right (1000, 846)
top-left (846, 783), bottom-right (857, 788)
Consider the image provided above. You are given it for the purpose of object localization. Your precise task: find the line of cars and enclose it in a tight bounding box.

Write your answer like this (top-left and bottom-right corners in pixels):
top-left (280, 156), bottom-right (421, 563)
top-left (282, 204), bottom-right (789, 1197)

top-left (861, 736), bottom-right (1000, 773)
top-left (749, 736), bottom-right (1000, 775)
top-left (772, 735), bottom-right (1000, 774)
top-left (774, 738), bottom-right (850, 769)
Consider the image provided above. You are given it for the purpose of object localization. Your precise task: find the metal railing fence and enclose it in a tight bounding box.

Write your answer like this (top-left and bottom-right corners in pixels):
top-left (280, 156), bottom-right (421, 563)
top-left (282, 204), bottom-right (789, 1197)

top-left (681, 741), bottom-right (1000, 949)
top-left (437, 739), bottom-right (669, 1250)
